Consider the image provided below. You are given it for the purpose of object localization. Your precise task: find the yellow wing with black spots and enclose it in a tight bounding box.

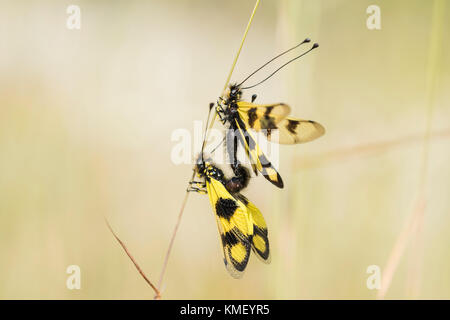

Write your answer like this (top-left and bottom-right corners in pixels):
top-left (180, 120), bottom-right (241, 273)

top-left (236, 194), bottom-right (270, 263)
top-left (234, 118), bottom-right (284, 188)
top-left (205, 177), bottom-right (254, 278)
top-left (264, 117), bottom-right (325, 144)
top-left (236, 101), bottom-right (291, 131)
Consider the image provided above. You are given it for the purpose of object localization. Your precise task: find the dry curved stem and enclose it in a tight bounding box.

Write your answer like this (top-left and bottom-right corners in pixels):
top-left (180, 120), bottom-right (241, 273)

top-left (156, 176), bottom-right (193, 291)
top-left (104, 216), bottom-right (161, 299)
top-left (104, 1), bottom-right (260, 300)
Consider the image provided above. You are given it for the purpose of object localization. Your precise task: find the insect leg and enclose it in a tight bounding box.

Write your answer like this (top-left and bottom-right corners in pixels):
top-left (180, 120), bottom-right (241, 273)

top-left (188, 181), bottom-right (207, 187)
top-left (215, 104), bottom-right (227, 124)
top-left (186, 186), bottom-right (207, 194)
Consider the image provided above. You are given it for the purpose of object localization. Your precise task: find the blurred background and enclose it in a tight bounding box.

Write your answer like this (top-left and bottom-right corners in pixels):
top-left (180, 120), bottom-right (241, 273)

top-left (0, 0), bottom-right (449, 299)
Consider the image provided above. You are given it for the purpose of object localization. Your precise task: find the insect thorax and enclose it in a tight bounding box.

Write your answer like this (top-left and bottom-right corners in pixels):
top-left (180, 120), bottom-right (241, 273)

top-left (204, 163), bottom-right (225, 182)
top-left (225, 84), bottom-right (242, 104)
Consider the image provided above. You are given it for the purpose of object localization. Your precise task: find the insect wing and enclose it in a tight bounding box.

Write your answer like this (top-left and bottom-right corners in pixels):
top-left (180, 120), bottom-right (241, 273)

top-left (236, 194), bottom-right (270, 263)
top-left (236, 101), bottom-right (290, 131)
top-left (234, 118), bottom-right (284, 188)
top-left (265, 117), bottom-right (325, 144)
top-left (205, 177), bottom-right (253, 278)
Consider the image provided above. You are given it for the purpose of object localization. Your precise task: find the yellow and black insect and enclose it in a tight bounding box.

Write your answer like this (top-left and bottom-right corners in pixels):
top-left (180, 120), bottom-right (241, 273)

top-left (216, 38), bottom-right (325, 188)
top-left (188, 158), bottom-right (270, 278)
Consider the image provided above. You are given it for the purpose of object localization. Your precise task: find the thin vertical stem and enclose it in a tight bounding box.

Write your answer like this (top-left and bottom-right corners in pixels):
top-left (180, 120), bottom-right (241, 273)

top-left (377, 0), bottom-right (445, 299)
top-left (156, 0), bottom-right (261, 294)
top-left (405, 0), bottom-right (445, 298)
top-left (203, 0), bottom-right (261, 144)
top-left (156, 177), bottom-right (192, 291)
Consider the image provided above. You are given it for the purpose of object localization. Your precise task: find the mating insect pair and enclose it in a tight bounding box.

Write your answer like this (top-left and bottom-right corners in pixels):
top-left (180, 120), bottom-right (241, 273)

top-left (189, 38), bottom-right (325, 277)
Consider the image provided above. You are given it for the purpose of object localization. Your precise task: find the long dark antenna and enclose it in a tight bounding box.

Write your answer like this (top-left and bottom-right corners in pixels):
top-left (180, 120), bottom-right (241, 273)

top-left (200, 103), bottom-right (214, 163)
top-left (237, 38), bottom-right (311, 87)
top-left (209, 136), bottom-right (226, 155)
top-left (242, 43), bottom-right (319, 90)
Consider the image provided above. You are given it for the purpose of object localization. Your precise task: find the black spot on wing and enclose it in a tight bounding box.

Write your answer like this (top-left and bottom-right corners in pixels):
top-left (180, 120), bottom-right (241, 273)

top-left (260, 117), bottom-right (277, 130)
top-left (235, 117), bottom-right (284, 188)
top-left (263, 171), bottom-right (283, 188)
top-left (234, 118), bottom-right (258, 175)
top-left (221, 230), bottom-right (240, 247)
top-left (264, 106), bottom-right (274, 117)
top-left (252, 226), bottom-right (270, 260)
top-left (215, 198), bottom-right (238, 220)
top-left (261, 160), bottom-right (272, 168)
top-left (227, 238), bottom-right (251, 272)
top-left (254, 225), bottom-right (268, 237)
top-left (286, 119), bottom-right (300, 134)
top-left (261, 106), bottom-right (277, 130)
top-left (247, 108), bottom-right (257, 128)
top-left (258, 152), bottom-right (275, 169)
top-left (221, 227), bottom-right (252, 275)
